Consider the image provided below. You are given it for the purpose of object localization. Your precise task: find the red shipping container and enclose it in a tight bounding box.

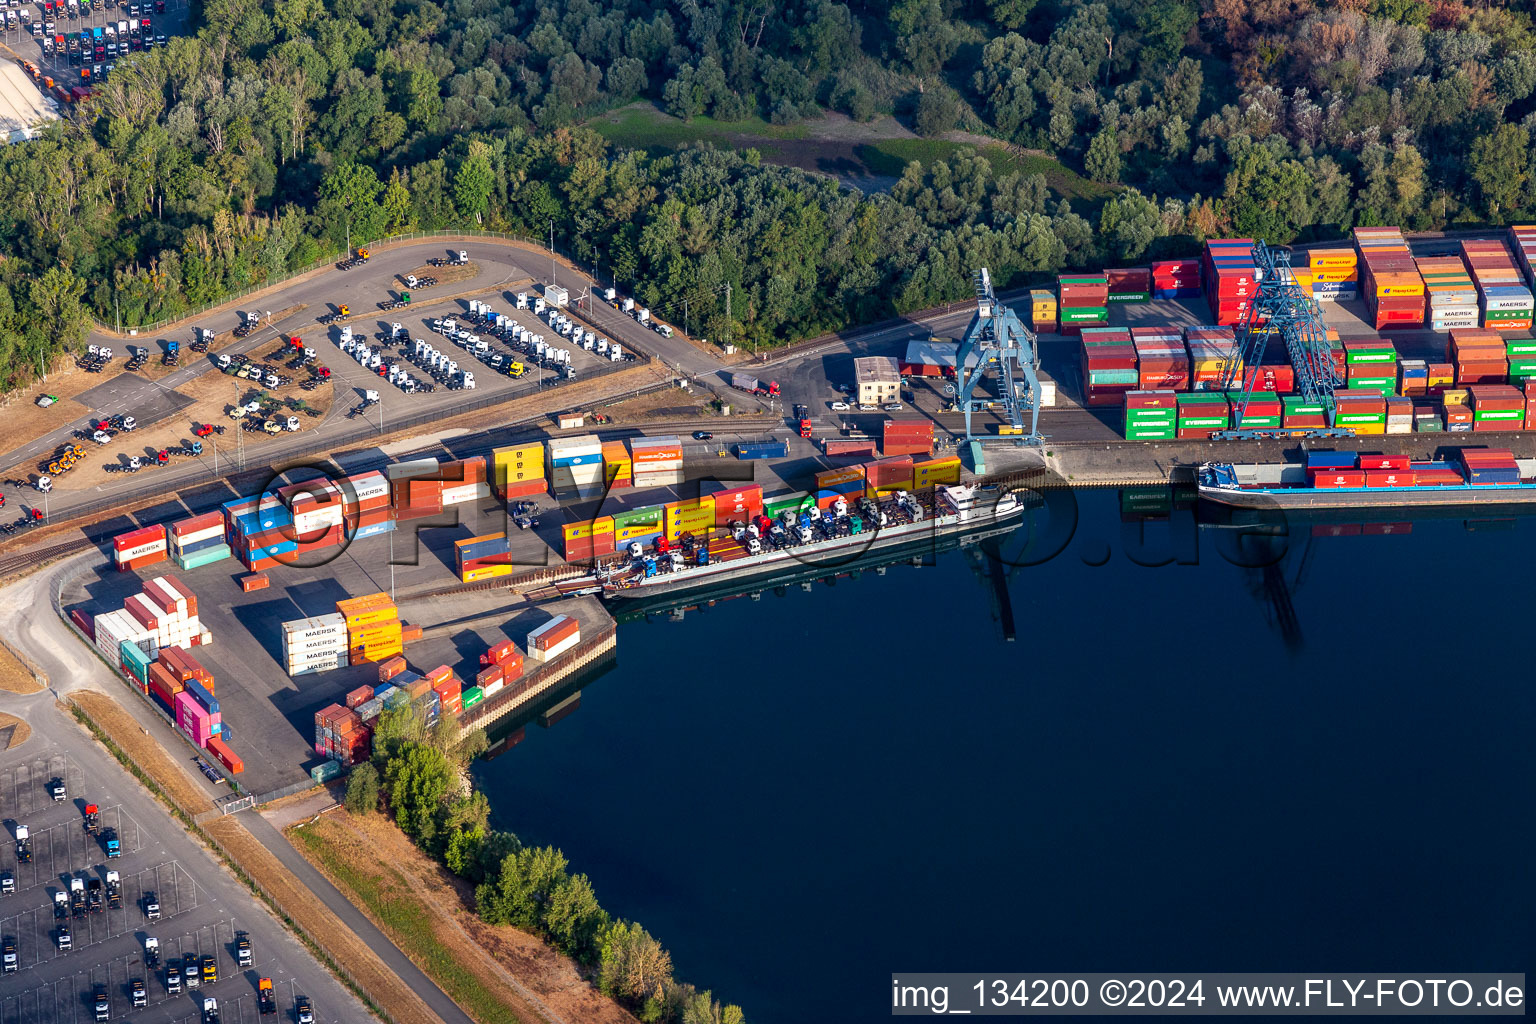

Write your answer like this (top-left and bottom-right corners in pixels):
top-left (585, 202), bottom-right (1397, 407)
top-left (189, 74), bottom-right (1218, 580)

top-left (240, 573), bottom-right (270, 593)
top-left (1365, 470), bottom-right (1415, 487)
top-left (377, 657), bottom-right (406, 683)
top-left (1312, 471), bottom-right (1367, 488)
top-left (71, 609), bottom-right (94, 639)
top-left (502, 651), bottom-right (525, 682)
top-left (345, 685), bottom-right (375, 709)
top-left (113, 525), bottom-right (167, 552)
top-left (171, 511), bottom-right (223, 537)
top-left (205, 736), bottom-right (244, 774)
top-left (119, 551), bottom-right (168, 573)
top-left (1360, 455), bottom-right (1410, 470)
top-left (476, 664), bottom-right (503, 688)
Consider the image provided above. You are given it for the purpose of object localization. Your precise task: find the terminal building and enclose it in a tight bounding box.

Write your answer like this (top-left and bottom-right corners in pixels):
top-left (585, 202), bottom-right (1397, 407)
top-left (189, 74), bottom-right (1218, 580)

top-left (854, 355), bottom-right (901, 407)
top-left (0, 63), bottom-right (60, 143)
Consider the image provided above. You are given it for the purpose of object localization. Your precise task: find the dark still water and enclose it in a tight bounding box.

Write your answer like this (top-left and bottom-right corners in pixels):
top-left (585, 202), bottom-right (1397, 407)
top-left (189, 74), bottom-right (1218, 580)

top-left (474, 490), bottom-right (1534, 1022)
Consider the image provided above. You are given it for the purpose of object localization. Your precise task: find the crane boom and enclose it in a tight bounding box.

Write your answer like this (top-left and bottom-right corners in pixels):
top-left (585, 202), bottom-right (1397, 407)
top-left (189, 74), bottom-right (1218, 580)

top-left (956, 268), bottom-right (1044, 444)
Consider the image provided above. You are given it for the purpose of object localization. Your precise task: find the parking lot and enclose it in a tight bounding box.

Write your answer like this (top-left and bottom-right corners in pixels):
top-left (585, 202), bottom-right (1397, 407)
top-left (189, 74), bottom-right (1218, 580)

top-left (0, 0), bottom-right (191, 90)
top-left (0, 736), bottom-right (363, 1023)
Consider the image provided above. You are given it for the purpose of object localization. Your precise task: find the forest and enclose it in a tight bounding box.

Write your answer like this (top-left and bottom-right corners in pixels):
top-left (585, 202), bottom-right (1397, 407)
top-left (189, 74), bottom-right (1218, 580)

top-left (2, 0), bottom-right (1536, 390)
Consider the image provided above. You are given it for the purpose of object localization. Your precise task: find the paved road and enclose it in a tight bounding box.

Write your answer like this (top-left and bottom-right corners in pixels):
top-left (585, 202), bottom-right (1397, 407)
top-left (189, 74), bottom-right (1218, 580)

top-left (237, 812), bottom-right (474, 1024)
top-left (0, 582), bottom-right (372, 1024)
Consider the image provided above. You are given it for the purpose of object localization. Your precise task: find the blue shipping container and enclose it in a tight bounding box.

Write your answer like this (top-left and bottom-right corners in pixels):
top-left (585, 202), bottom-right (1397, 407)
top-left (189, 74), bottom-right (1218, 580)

top-left (182, 678), bottom-right (220, 716)
top-left (552, 452), bottom-right (602, 467)
top-left (1306, 452), bottom-right (1358, 470)
top-left (457, 537), bottom-right (507, 561)
top-left (176, 533), bottom-right (229, 556)
top-left (351, 520), bottom-right (395, 541)
top-left (736, 442), bottom-right (788, 460)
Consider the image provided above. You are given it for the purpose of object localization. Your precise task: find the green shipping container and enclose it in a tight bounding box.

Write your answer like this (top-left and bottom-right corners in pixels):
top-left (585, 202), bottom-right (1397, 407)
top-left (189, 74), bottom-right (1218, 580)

top-left (1126, 430), bottom-right (1176, 440)
top-left (310, 760), bottom-right (343, 783)
top-left (1483, 307), bottom-right (1532, 319)
top-left (1334, 413), bottom-right (1387, 425)
top-left (1231, 416), bottom-right (1282, 428)
top-left (176, 545), bottom-right (231, 571)
top-left (1282, 399), bottom-right (1325, 415)
top-left (1060, 275), bottom-right (1108, 285)
top-left (764, 492), bottom-right (814, 518)
top-left (969, 440), bottom-right (987, 475)
top-left (1126, 408), bottom-right (1176, 422)
top-left (1506, 340), bottom-right (1536, 356)
top-left (611, 505), bottom-right (665, 531)
top-left (1120, 486), bottom-right (1172, 514)
top-left (1473, 409), bottom-right (1523, 421)
top-left (1177, 416), bottom-right (1228, 428)
top-left (1061, 308), bottom-right (1109, 322)
top-left (1106, 292), bottom-right (1151, 303)
top-left (1414, 415), bottom-right (1444, 432)
top-left (1345, 351), bottom-right (1396, 365)
top-left (462, 685), bottom-right (485, 709)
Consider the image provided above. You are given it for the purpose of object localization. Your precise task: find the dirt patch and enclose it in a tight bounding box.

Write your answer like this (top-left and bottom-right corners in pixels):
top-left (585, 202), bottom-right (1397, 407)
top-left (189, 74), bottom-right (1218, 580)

top-left (295, 809), bottom-right (635, 1024)
top-left (0, 712), bottom-right (32, 749)
top-left (597, 385), bottom-right (709, 422)
top-left (67, 691), bottom-right (216, 816)
top-left (0, 636), bottom-right (44, 694)
top-left (0, 365), bottom-right (100, 459)
top-left (397, 263), bottom-right (482, 292)
top-left (128, 303), bottom-right (310, 382)
top-left (13, 364), bottom-right (336, 495)
top-left (210, 816), bottom-right (447, 1024)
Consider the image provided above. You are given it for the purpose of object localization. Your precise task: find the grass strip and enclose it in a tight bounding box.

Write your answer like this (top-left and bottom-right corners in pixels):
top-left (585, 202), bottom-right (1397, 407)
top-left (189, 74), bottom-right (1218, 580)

top-left (292, 823), bottom-right (526, 1024)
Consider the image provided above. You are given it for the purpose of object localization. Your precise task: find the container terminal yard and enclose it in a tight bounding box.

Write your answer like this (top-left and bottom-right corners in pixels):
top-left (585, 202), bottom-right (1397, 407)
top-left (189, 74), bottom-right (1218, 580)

top-left (6, 224), bottom-right (1536, 1021)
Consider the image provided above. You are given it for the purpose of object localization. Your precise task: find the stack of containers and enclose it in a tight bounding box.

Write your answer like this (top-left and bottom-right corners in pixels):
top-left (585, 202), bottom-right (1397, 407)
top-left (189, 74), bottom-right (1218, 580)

top-left (1509, 225), bottom-right (1536, 286)
top-left (282, 479), bottom-right (347, 561)
top-left (113, 525), bottom-right (168, 572)
top-left (562, 515), bottom-right (614, 564)
top-left (1078, 327), bottom-right (1138, 406)
top-left (1343, 339), bottom-right (1398, 395)
top-left (600, 441), bottom-right (633, 490)
top-left (1106, 268), bottom-right (1151, 304)
top-left (1398, 360), bottom-right (1429, 396)
top-left (225, 495), bottom-right (299, 570)
top-left (93, 609), bottom-right (155, 676)
top-left (814, 467), bottom-right (866, 510)
top-left (387, 459), bottom-right (444, 521)
top-left (882, 420), bottom-right (933, 455)
top-left (1202, 239), bottom-right (1258, 326)
top-left (1461, 239), bottom-right (1535, 331)
top-left (1445, 402), bottom-right (1474, 431)
top-left (629, 436), bottom-right (685, 489)
top-left (527, 615), bottom-right (581, 663)
top-left (864, 456), bottom-right (915, 498)
top-left (313, 704), bottom-right (371, 765)
top-left (1385, 396), bottom-right (1413, 434)
top-left (663, 497), bottom-right (715, 543)
top-left (1226, 391), bottom-right (1282, 430)
top-left (342, 469), bottom-right (393, 542)
top-left (1281, 396), bottom-right (1327, 430)
top-left (159, 647), bottom-right (215, 733)
top-left (136, 576), bottom-right (203, 649)
top-left (1150, 258), bottom-right (1201, 298)
top-left (1029, 289), bottom-right (1057, 333)
top-left (1507, 338), bottom-right (1536, 383)
top-left (1330, 388), bottom-right (1387, 434)
top-left (491, 442), bottom-right (547, 499)
top-left (120, 642), bottom-right (152, 692)
top-left (1414, 255), bottom-right (1478, 331)
top-left (281, 613), bottom-right (348, 676)
top-left (1300, 248), bottom-right (1358, 302)
top-left (434, 674), bottom-right (464, 717)
top-left (1427, 361), bottom-right (1455, 393)
top-left (145, 658), bottom-right (181, 715)
top-left (703, 482), bottom-right (764, 523)
top-left (174, 685), bottom-right (217, 749)
top-left (1459, 448), bottom-right (1520, 484)
top-left (1130, 327), bottom-right (1189, 391)
top-left (439, 458), bottom-right (490, 509)
top-left (1413, 403), bottom-right (1444, 432)
top-left (1174, 393), bottom-right (1229, 438)
top-left (167, 512), bottom-right (230, 569)
top-left (911, 454), bottom-right (962, 488)
top-left (1123, 391), bottom-right (1177, 440)
top-left (1467, 385), bottom-right (1526, 431)
top-left (612, 505), bottom-right (664, 549)
top-left (1185, 326), bottom-right (1242, 391)
top-left (338, 593), bottom-right (402, 665)
top-left (1243, 362), bottom-right (1295, 394)
top-left (1057, 274), bottom-right (1109, 335)
top-left (1353, 227), bottom-right (1424, 329)
top-left (454, 534), bottom-right (513, 581)
top-left (1526, 381), bottom-right (1536, 429)
top-left (1450, 330), bottom-right (1508, 384)
top-left (547, 436), bottom-right (604, 497)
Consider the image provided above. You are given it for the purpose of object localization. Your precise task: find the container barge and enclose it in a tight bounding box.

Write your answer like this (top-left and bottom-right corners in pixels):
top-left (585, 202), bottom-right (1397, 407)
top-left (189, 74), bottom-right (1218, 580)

top-left (1198, 447), bottom-right (1536, 509)
top-left (601, 483), bottom-right (1024, 598)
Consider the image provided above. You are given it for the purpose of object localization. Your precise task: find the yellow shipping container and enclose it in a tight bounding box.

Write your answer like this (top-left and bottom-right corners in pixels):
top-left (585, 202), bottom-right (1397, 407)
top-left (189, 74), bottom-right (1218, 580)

top-left (562, 516), bottom-right (615, 541)
top-left (816, 467), bottom-right (866, 490)
top-left (1441, 388), bottom-right (1470, 407)
top-left (345, 608), bottom-right (399, 630)
top-left (1311, 268), bottom-right (1358, 283)
top-left (1351, 423), bottom-right (1385, 435)
top-left (337, 592), bottom-right (392, 616)
top-left (615, 523), bottom-right (661, 543)
top-left (1308, 249), bottom-right (1357, 268)
top-left (462, 564), bottom-right (514, 582)
top-left (665, 508), bottom-right (715, 541)
top-left (914, 465), bottom-right (962, 486)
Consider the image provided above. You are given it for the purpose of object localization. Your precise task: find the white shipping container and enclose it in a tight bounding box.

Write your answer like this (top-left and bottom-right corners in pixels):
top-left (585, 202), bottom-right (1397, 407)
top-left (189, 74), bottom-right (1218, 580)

top-left (348, 474), bottom-right (390, 505)
top-left (293, 506), bottom-right (345, 534)
top-left (116, 540), bottom-right (167, 563)
top-left (527, 631), bottom-right (580, 662)
top-left (1484, 296), bottom-right (1534, 311)
top-left (171, 525), bottom-right (225, 547)
top-left (386, 458), bottom-right (440, 480)
top-left (441, 483), bottom-right (491, 505)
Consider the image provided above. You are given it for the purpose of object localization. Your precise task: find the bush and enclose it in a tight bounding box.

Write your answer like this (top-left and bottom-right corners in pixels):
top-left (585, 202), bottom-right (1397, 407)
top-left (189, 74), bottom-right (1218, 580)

top-left (913, 90), bottom-right (960, 137)
top-left (344, 763), bottom-right (379, 815)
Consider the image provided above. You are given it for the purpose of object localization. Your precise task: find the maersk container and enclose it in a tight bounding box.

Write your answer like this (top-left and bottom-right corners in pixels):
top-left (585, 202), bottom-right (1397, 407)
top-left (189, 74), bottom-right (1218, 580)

top-left (736, 441), bottom-right (788, 459)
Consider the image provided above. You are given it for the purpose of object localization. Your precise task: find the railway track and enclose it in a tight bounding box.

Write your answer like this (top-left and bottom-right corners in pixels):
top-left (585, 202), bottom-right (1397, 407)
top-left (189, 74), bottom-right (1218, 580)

top-left (0, 537), bottom-right (98, 579)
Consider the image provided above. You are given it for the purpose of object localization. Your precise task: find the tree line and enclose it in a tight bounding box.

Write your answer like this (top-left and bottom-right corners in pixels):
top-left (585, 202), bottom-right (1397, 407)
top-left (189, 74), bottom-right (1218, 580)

top-left (3, 0), bottom-right (1536, 393)
top-left (345, 705), bottom-right (745, 1024)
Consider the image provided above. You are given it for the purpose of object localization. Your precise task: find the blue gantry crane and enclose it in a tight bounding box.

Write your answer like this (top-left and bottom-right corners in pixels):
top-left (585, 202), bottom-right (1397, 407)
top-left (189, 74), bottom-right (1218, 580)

top-left (1214, 242), bottom-right (1353, 440)
top-left (956, 268), bottom-right (1044, 444)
